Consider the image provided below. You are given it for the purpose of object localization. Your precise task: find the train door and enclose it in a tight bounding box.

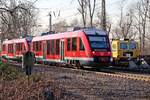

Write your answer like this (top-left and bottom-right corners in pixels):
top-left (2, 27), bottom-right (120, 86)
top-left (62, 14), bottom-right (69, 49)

top-left (60, 40), bottom-right (64, 61)
top-left (43, 41), bottom-right (46, 59)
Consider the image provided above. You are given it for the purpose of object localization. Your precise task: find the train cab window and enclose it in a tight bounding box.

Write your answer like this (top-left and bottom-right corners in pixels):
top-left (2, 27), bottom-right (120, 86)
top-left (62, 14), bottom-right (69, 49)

top-left (80, 38), bottom-right (85, 51)
top-left (47, 40), bottom-right (50, 55)
top-left (56, 39), bottom-right (60, 55)
top-left (88, 36), bottom-right (108, 49)
top-left (67, 38), bottom-right (71, 51)
top-left (51, 40), bottom-right (55, 55)
top-left (72, 37), bottom-right (77, 51)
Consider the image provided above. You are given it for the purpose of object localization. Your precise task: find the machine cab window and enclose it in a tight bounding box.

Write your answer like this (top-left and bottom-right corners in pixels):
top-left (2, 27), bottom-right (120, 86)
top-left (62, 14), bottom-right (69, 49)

top-left (120, 43), bottom-right (127, 49)
top-left (129, 42), bottom-right (136, 49)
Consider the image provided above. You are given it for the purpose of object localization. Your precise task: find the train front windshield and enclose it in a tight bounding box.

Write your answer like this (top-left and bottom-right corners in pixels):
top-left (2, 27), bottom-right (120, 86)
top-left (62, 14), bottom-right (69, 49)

top-left (88, 35), bottom-right (109, 49)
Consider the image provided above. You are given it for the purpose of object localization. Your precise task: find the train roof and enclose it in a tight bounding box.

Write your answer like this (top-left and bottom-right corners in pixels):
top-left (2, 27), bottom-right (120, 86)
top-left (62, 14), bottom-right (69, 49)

top-left (32, 29), bottom-right (107, 41)
top-left (82, 28), bottom-right (107, 35)
top-left (112, 39), bottom-right (137, 43)
top-left (2, 38), bottom-right (27, 44)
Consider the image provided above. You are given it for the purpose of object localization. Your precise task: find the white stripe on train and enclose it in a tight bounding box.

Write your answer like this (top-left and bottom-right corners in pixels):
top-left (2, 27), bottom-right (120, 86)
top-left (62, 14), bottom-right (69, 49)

top-left (35, 56), bottom-right (94, 62)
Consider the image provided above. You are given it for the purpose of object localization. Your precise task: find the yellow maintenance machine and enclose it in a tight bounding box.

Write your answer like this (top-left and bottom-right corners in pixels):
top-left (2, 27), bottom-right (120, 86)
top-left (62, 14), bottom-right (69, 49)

top-left (111, 39), bottom-right (140, 66)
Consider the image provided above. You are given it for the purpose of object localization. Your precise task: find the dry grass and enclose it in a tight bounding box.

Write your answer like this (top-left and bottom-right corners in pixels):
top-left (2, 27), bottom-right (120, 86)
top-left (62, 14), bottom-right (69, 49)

top-left (0, 74), bottom-right (61, 100)
top-left (0, 63), bottom-right (60, 100)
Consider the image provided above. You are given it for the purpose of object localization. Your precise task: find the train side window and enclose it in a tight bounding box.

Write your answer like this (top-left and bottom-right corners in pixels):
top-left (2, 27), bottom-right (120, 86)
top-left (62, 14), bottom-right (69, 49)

top-left (18, 43), bottom-right (19, 51)
top-left (67, 38), bottom-right (71, 51)
top-left (51, 40), bottom-right (55, 55)
top-left (8, 45), bottom-right (10, 53)
top-left (47, 40), bottom-right (50, 55)
top-left (23, 44), bottom-right (26, 51)
top-left (35, 42), bottom-right (38, 51)
top-left (8, 44), bottom-right (13, 53)
top-left (56, 39), bottom-right (60, 55)
top-left (18, 44), bottom-right (20, 51)
top-left (36, 41), bottom-right (41, 51)
top-left (8, 44), bottom-right (10, 53)
top-left (34, 42), bottom-right (36, 51)
top-left (15, 44), bottom-right (17, 51)
top-left (39, 41), bottom-right (42, 51)
top-left (72, 37), bottom-right (77, 51)
top-left (11, 44), bottom-right (13, 53)
top-left (79, 38), bottom-right (85, 51)
top-left (2, 45), bottom-right (5, 51)
top-left (33, 42), bottom-right (35, 51)
top-left (20, 43), bottom-right (22, 51)
top-left (16, 44), bottom-right (18, 51)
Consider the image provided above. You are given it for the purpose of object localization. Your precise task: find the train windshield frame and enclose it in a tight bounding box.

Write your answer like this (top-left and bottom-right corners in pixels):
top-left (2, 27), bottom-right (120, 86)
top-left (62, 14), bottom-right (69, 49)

top-left (120, 42), bottom-right (127, 49)
top-left (88, 35), bottom-right (109, 49)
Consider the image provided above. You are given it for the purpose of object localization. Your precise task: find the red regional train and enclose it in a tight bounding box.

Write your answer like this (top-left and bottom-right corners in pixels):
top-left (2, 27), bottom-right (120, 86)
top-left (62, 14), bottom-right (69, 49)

top-left (1, 28), bottom-right (112, 68)
top-left (1, 37), bottom-right (31, 62)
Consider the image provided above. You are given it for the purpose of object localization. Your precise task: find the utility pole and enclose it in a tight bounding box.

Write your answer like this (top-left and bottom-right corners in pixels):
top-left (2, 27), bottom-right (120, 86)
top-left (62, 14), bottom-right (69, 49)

top-left (10, 0), bottom-right (16, 9)
top-left (48, 12), bottom-right (52, 32)
top-left (101, 0), bottom-right (106, 31)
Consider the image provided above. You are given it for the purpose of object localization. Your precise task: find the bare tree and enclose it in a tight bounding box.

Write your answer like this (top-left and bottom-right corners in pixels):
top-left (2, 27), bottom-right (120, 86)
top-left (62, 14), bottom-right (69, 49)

top-left (87, 0), bottom-right (96, 27)
top-left (53, 20), bottom-right (68, 32)
top-left (116, 0), bottom-right (134, 39)
top-left (77, 0), bottom-right (87, 27)
top-left (95, 10), bottom-right (112, 37)
top-left (133, 0), bottom-right (150, 54)
top-left (0, 0), bottom-right (38, 40)
top-left (101, 0), bottom-right (106, 31)
top-left (70, 18), bottom-right (79, 27)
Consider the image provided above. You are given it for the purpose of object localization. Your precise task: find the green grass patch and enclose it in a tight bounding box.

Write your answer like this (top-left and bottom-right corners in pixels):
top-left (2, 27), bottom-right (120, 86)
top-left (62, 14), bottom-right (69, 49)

top-left (0, 63), bottom-right (19, 81)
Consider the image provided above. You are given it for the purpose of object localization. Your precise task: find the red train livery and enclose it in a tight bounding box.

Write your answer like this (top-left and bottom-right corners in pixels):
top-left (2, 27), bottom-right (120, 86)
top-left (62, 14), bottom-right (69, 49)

top-left (1, 28), bottom-right (112, 68)
top-left (1, 38), bottom-right (30, 61)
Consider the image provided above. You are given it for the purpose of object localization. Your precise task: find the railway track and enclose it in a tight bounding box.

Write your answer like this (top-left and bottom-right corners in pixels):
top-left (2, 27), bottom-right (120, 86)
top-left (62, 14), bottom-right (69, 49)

top-left (8, 61), bottom-right (150, 82)
top-left (61, 67), bottom-right (150, 82)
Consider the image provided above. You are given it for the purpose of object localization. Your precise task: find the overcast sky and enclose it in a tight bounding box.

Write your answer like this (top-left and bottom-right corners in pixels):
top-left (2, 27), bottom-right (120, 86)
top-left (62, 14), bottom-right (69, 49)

top-left (34, 0), bottom-right (136, 30)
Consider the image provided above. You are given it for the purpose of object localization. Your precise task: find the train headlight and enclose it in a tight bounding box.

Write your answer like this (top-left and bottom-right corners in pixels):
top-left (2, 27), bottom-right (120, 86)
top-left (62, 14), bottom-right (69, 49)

top-left (92, 51), bottom-right (95, 54)
top-left (110, 57), bottom-right (113, 62)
